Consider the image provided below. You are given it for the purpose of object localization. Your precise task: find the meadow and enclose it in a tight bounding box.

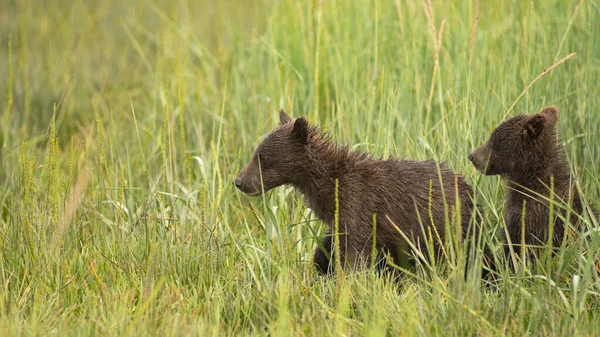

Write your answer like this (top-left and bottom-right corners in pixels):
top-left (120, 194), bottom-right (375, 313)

top-left (1, 0), bottom-right (600, 335)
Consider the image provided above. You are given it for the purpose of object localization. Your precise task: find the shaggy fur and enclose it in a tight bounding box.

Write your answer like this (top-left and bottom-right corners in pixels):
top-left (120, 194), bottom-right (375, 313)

top-left (235, 110), bottom-right (481, 273)
top-left (468, 106), bottom-right (585, 256)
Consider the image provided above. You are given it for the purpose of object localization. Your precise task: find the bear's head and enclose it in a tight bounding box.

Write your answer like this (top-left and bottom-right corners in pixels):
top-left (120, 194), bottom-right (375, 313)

top-left (234, 109), bottom-right (311, 196)
top-left (468, 106), bottom-right (559, 181)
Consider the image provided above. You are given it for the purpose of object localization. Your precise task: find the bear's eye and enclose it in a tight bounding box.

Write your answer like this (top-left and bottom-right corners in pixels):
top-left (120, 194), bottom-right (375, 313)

top-left (257, 153), bottom-right (267, 164)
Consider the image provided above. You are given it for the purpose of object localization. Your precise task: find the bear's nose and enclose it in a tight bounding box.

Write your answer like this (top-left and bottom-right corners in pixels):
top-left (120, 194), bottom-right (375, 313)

top-left (467, 153), bottom-right (474, 162)
top-left (234, 177), bottom-right (243, 190)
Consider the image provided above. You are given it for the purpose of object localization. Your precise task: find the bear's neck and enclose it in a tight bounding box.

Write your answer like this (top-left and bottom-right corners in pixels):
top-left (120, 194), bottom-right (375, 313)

top-left (506, 148), bottom-right (572, 200)
top-left (291, 135), bottom-right (357, 226)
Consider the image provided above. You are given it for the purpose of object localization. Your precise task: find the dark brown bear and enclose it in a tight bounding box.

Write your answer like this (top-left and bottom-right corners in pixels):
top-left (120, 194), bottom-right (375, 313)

top-left (235, 110), bottom-right (480, 274)
top-left (468, 106), bottom-right (584, 257)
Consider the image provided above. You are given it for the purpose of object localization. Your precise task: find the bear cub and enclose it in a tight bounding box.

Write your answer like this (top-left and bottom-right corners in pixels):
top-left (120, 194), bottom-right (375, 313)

top-left (469, 106), bottom-right (588, 257)
top-left (235, 110), bottom-right (481, 274)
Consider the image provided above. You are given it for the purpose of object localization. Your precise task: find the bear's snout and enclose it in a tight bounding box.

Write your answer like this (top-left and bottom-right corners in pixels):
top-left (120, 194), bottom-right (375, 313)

top-left (468, 148), bottom-right (487, 174)
top-left (234, 176), bottom-right (243, 190)
top-left (467, 152), bottom-right (475, 162)
top-left (233, 167), bottom-right (262, 196)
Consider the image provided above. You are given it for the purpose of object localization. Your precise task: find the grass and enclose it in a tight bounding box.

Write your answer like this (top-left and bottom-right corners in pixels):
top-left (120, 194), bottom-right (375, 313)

top-left (1, 0), bottom-right (599, 335)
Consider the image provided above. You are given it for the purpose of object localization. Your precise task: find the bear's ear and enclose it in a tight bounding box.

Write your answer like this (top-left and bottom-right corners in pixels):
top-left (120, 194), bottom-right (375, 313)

top-left (539, 106), bottom-right (559, 125)
top-left (523, 114), bottom-right (545, 139)
top-left (291, 117), bottom-right (310, 145)
top-left (279, 109), bottom-right (292, 125)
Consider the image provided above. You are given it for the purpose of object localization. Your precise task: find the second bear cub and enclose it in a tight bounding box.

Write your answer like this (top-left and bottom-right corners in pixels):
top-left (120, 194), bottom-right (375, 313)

top-left (235, 110), bottom-right (480, 274)
top-left (469, 106), bottom-right (583, 256)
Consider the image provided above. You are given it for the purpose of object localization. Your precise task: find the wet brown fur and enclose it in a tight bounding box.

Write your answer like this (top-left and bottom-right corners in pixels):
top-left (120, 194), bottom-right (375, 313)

top-left (236, 110), bottom-right (480, 274)
top-left (469, 106), bottom-right (587, 257)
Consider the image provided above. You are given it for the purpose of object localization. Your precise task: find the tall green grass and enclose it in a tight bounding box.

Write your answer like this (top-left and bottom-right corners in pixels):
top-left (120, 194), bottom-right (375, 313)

top-left (1, 0), bottom-right (599, 335)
